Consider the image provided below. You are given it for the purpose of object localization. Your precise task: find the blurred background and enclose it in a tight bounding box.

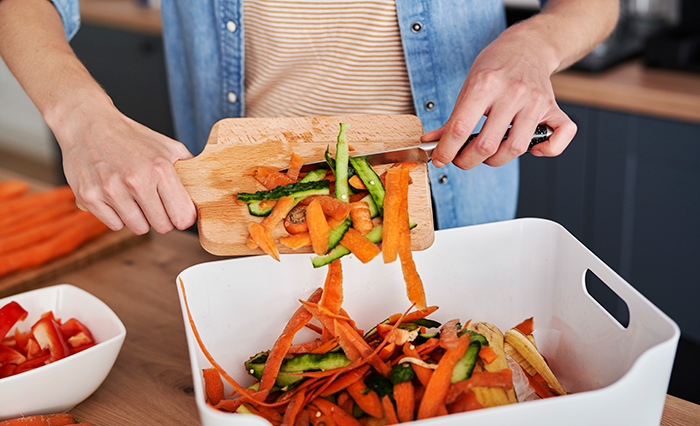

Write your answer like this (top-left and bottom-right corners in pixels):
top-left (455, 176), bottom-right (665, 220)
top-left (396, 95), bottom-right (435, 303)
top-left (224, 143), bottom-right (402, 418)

top-left (0, 0), bottom-right (698, 404)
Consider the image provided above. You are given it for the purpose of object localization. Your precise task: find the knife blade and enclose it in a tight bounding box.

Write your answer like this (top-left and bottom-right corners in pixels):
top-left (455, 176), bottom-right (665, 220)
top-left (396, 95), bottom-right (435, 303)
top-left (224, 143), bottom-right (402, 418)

top-left (290, 124), bottom-right (552, 172)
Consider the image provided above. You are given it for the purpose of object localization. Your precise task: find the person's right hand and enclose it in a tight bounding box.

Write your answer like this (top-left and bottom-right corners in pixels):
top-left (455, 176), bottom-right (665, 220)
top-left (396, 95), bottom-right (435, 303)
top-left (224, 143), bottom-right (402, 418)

top-left (55, 101), bottom-right (197, 236)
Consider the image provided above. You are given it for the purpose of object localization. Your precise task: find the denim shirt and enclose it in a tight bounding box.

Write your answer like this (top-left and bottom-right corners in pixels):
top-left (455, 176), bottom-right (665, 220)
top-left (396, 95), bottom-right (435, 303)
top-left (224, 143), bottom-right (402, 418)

top-left (53, 0), bottom-right (520, 229)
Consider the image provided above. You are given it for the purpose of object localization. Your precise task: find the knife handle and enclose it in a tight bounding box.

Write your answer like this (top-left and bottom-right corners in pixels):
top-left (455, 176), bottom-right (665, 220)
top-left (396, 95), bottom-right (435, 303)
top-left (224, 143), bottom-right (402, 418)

top-left (461, 124), bottom-right (553, 155)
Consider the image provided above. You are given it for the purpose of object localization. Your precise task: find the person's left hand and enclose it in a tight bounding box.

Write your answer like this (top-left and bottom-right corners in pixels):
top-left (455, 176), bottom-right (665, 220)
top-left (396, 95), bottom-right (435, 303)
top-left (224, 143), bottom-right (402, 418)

top-left (422, 22), bottom-right (578, 170)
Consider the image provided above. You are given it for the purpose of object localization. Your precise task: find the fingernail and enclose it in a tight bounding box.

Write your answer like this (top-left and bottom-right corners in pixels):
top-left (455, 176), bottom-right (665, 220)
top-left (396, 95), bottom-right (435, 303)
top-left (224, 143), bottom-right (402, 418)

top-left (531, 149), bottom-right (543, 157)
top-left (432, 160), bottom-right (445, 168)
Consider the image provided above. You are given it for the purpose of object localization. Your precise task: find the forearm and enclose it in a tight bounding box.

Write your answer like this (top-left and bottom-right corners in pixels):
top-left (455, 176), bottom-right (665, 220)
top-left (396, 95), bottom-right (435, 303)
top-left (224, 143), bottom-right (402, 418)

top-left (0, 0), bottom-right (113, 144)
top-left (507, 0), bottom-right (620, 74)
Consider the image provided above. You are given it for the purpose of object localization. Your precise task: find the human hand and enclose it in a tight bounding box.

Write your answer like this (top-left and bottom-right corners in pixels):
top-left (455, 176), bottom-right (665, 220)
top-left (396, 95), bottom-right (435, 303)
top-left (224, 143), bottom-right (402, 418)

top-left (421, 22), bottom-right (577, 170)
top-left (56, 104), bottom-right (197, 235)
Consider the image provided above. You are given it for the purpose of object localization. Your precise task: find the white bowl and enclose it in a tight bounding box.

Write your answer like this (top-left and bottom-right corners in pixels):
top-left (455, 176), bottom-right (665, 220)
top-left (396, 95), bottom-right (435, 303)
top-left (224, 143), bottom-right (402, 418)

top-left (0, 284), bottom-right (126, 420)
top-left (177, 218), bottom-right (679, 426)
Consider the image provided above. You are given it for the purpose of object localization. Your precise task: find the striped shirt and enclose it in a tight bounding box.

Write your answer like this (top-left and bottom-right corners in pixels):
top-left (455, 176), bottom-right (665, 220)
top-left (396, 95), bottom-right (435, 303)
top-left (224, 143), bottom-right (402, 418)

top-left (243, 0), bottom-right (415, 117)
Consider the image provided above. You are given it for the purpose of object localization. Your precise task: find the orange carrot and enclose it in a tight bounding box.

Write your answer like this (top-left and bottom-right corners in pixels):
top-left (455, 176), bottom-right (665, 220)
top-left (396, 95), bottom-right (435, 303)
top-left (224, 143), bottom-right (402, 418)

top-left (248, 222), bottom-right (280, 261)
top-left (339, 228), bottom-right (381, 264)
top-left (263, 171), bottom-right (297, 189)
top-left (295, 408), bottom-right (310, 426)
top-left (0, 212), bottom-right (108, 277)
top-left (397, 169), bottom-right (426, 312)
top-left (401, 344), bottom-right (433, 387)
top-left (287, 338), bottom-right (336, 354)
top-left (312, 397), bottom-right (363, 426)
top-left (416, 333), bottom-right (471, 420)
top-left (382, 395), bottom-right (399, 425)
top-left (203, 367), bottom-right (225, 405)
top-left (478, 345), bottom-right (500, 364)
top-left (284, 206), bottom-right (308, 234)
top-left (346, 379), bottom-right (384, 418)
top-left (260, 288), bottom-right (323, 394)
top-left (320, 259), bottom-right (343, 315)
top-left (0, 200), bottom-right (77, 238)
top-left (447, 390), bottom-right (483, 414)
top-left (348, 175), bottom-right (366, 190)
top-left (528, 372), bottom-right (558, 399)
top-left (514, 317), bottom-right (534, 335)
top-left (0, 179), bottom-right (30, 202)
top-left (319, 364), bottom-right (370, 397)
top-left (386, 306), bottom-right (439, 325)
top-left (314, 195), bottom-right (353, 222)
top-left (0, 209), bottom-right (93, 255)
top-left (0, 413), bottom-right (77, 425)
top-left (0, 185), bottom-right (75, 218)
top-left (282, 388), bottom-right (306, 426)
top-left (287, 153), bottom-right (305, 182)
top-left (394, 380), bottom-right (415, 423)
top-left (439, 319), bottom-right (460, 350)
top-left (306, 199), bottom-right (330, 255)
top-left (349, 202), bottom-right (373, 235)
top-left (261, 196), bottom-right (296, 230)
top-left (381, 167), bottom-right (402, 263)
top-left (445, 369), bottom-right (514, 404)
top-left (280, 233), bottom-right (312, 250)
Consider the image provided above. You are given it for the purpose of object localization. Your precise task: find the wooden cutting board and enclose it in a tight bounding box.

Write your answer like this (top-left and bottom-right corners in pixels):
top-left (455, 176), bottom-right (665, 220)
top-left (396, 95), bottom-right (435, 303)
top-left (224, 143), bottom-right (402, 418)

top-left (174, 115), bottom-right (435, 256)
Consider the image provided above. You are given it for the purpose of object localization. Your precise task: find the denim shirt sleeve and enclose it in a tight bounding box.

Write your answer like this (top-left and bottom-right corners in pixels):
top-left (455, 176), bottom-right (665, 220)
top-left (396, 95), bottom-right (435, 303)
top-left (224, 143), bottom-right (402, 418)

top-left (49, 0), bottom-right (81, 41)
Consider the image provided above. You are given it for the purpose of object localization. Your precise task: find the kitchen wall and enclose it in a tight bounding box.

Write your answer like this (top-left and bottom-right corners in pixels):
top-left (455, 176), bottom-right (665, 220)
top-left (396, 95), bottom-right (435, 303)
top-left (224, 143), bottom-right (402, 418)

top-left (0, 59), bottom-right (55, 165)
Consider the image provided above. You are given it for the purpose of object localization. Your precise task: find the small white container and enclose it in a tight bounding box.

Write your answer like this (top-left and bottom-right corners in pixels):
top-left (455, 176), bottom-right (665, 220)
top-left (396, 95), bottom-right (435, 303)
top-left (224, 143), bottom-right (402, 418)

top-left (177, 218), bottom-right (680, 426)
top-left (0, 284), bottom-right (126, 420)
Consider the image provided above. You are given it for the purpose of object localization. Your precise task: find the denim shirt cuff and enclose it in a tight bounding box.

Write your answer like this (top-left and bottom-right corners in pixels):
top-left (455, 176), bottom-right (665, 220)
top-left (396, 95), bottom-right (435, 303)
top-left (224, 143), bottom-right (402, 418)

top-left (50, 0), bottom-right (81, 41)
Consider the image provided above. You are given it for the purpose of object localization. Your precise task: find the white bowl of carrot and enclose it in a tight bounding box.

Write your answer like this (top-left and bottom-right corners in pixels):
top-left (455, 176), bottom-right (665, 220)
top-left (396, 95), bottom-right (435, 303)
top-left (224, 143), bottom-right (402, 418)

top-left (0, 284), bottom-right (126, 420)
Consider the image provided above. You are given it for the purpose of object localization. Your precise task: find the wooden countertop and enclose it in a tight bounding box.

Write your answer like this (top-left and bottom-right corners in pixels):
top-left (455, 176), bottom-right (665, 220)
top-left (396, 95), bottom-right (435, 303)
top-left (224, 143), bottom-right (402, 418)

top-left (0, 229), bottom-right (696, 424)
top-left (79, 0), bottom-right (700, 124)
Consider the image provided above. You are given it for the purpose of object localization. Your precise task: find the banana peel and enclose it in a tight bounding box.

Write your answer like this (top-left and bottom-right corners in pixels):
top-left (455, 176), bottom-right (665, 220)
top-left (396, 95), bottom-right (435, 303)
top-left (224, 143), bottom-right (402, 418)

top-left (466, 322), bottom-right (518, 407)
top-left (504, 328), bottom-right (566, 396)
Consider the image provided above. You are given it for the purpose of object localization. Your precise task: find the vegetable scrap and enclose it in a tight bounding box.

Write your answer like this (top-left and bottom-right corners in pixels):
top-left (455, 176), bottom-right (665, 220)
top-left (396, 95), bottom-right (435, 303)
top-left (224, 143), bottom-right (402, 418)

top-left (180, 259), bottom-right (567, 425)
top-left (235, 123), bottom-right (426, 310)
top-left (0, 301), bottom-right (97, 379)
top-left (0, 181), bottom-right (110, 278)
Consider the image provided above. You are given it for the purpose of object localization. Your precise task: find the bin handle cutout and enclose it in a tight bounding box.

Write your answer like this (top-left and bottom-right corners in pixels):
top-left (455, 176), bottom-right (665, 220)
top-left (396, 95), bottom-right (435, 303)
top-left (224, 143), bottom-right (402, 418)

top-left (584, 269), bottom-right (630, 329)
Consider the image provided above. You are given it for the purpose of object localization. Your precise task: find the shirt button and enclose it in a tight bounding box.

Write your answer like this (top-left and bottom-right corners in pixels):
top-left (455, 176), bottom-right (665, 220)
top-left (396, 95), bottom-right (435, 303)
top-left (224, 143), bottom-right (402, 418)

top-left (438, 174), bottom-right (448, 184)
top-left (227, 91), bottom-right (238, 104)
top-left (424, 100), bottom-right (435, 111)
top-left (226, 20), bottom-right (237, 33)
top-left (411, 21), bottom-right (423, 33)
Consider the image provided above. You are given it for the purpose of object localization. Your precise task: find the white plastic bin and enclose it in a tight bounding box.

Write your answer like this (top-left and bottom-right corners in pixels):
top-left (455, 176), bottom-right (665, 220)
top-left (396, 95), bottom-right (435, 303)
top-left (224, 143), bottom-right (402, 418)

top-left (177, 218), bottom-right (680, 426)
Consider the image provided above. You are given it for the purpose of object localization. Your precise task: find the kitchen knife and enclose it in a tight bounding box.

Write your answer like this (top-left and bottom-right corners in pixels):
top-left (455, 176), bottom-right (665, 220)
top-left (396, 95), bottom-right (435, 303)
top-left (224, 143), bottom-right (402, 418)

top-left (291, 124), bottom-right (552, 171)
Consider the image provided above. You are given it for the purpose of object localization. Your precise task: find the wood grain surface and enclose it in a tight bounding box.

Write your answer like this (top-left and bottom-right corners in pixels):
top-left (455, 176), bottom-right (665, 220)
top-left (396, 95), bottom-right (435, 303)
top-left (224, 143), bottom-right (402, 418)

top-left (0, 169), bottom-right (146, 298)
top-left (174, 115), bottom-right (435, 256)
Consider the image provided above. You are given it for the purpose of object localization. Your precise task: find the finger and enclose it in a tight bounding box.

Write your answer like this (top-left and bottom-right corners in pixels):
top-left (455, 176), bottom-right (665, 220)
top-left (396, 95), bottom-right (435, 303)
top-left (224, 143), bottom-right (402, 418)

top-left (431, 111), bottom-right (487, 168)
top-left (529, 111), bottom-right (577, 157)
top-left (420, 127), bottom-right (444, 143)
top-left (483, 112), bottom-right (541, 167)
top-left (77, 195), bottom-right (126, 232)
top-left (452, 109), bottom-right (514, 170)
top-left (105, 189), bottom-right (151, 235)
top-left (132, 189), bottom-right (174, 235)
top-left (159, 169), bottom-right (197, 231)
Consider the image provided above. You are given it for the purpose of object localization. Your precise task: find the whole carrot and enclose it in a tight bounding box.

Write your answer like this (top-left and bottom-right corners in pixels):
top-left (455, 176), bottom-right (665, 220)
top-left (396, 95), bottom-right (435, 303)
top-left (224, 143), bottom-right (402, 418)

top-left (0, 200), bottom-right (77, 238)
top-left (0, 209), bottom-right (90, 255)
top-left (0, 185), bottom-right (75, 218)
top-left (0, 212), bottom-right (108, 276)
top-left (0, 179), bottom-right (30, 202)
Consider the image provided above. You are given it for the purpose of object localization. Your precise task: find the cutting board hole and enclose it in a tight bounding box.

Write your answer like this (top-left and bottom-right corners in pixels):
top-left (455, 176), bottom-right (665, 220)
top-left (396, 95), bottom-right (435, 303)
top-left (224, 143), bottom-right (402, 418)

top-left (585, 269), bottom-right (630, 328)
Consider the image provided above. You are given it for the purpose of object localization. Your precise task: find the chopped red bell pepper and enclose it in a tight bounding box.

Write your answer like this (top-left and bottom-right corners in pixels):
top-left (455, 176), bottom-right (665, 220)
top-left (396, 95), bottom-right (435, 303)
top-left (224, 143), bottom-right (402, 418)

top-left (31, 316), bottom-right (70, 363)
top-left (60, 318), bottom-right (94, 342)
top-left (0, 343), bottom-right (27, 365)
top-left (0, 301), bottom-right (28, 340)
